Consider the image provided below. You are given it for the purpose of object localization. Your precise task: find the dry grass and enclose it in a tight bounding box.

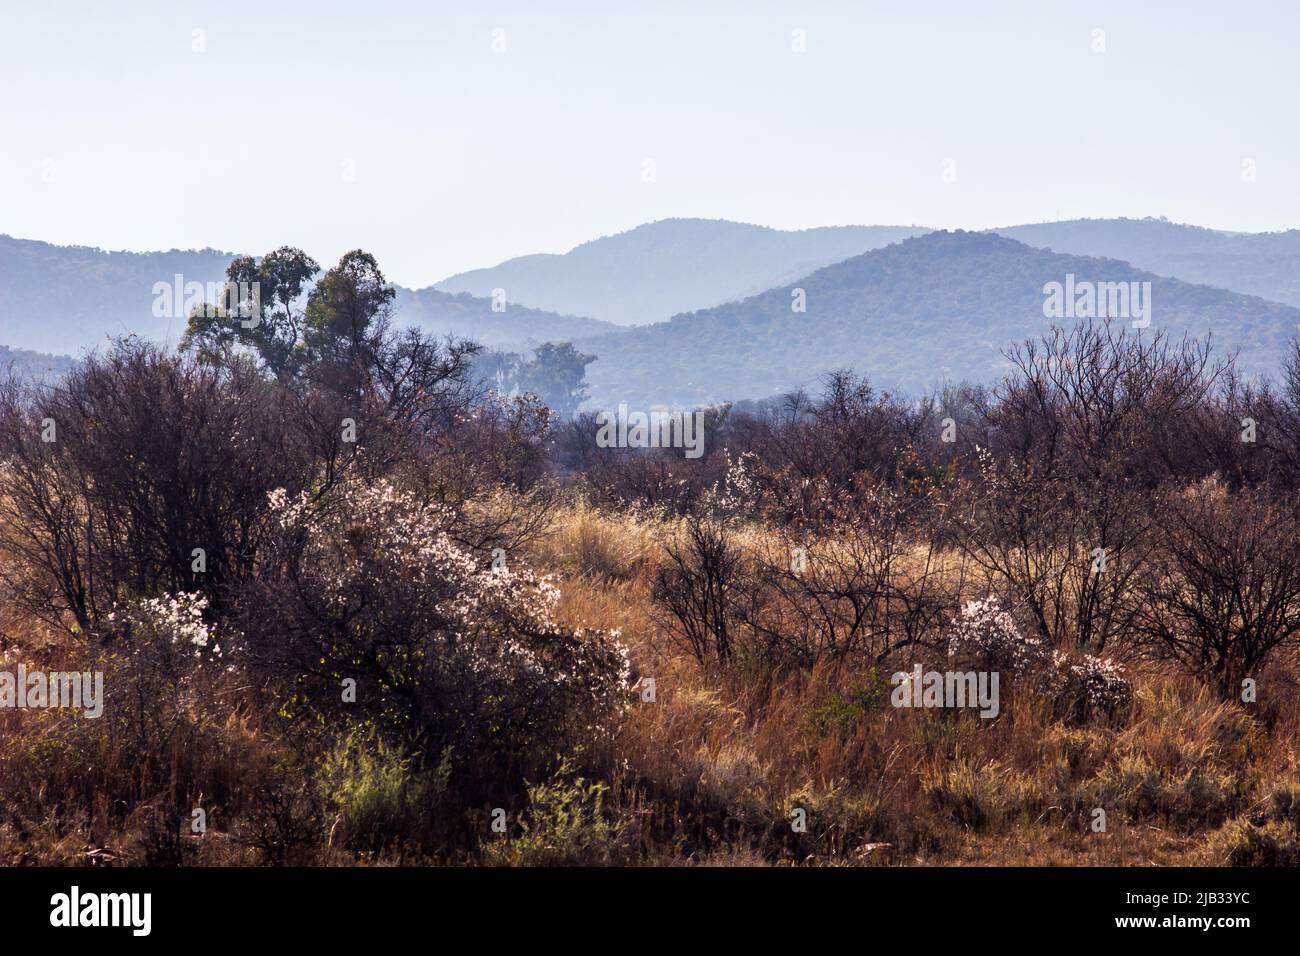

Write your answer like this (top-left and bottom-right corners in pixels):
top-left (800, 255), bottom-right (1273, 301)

top-left (533, 503), bottom-right (1300, 866)
top-left (2, 498), bottom-right (1298, 866)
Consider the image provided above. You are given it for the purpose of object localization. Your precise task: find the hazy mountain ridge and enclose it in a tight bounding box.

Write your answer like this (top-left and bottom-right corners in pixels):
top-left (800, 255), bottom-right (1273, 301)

top-left (572, 230), bottom-right (1300, 409)
top-left (0, 235), bottom-right (612, 359)
top-left (991, 218), bottom-right (1300, 307)
top-left (0, 235), bottom-right (235, 355)
top-left (0, 344), bottom-right (76, 382)
top-left (6, 222), bottom-right (1300, 408)
top-left (434, 218), bottom-right (931, 325)
top-left (396, 286), bottom-right (618, 349)
top-left (435, 216), bottom-right (1300, 331)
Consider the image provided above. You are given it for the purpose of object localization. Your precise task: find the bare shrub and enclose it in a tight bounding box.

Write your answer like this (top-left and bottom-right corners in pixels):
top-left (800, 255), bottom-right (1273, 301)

top-left (1136, 480), bottom-right (1300, 696)
top-left (652, 509), bottom-right (747, 665)
top-left (0, 340), bottom-right (312, 632)
top-left (238, 776), bottom-right (325, 866)
top-left (958, 320), bottom-right (1225, 653)
top-left (740, 482), bottom-right (950, 669)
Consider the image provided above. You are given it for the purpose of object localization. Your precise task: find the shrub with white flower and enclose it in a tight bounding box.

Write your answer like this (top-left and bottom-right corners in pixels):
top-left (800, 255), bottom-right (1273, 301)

top-left (945, 598), bottom-right (1048, 674)
top-left (944, 598), bottom-right (1130, 722)
top-left (244, 478), bottom-right (631, 784)
top-left (1047, 650), bottom-right (1132, 722)
top-left (106, 591), bottom-right (220, 659)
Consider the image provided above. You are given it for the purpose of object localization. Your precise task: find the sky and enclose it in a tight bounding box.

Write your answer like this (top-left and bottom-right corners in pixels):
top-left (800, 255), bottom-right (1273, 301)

top-left (2, 0), bottom-right (1297, 288)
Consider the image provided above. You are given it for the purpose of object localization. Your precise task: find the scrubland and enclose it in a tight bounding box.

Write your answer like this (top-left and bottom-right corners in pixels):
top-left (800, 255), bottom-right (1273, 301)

top-left (1, 254), bottom-right (1299, 867)
top-left (3, 495), bottom-right (1299, 867)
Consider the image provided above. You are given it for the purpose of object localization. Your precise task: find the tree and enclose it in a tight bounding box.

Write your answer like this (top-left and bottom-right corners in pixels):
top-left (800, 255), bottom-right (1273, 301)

top-left (1136, 480), bottom-right (1300, 696)
top-left (958, 320), bottom-right (1225, 652)
top-left (300, 249), bottom-right (396, 395)
top-left (477, 342), bottom-right (595, 418)
top-left (517, 342), bottom-right (595, 418)
top-left (180, 247), bottom-right (403, 389)
top-left (0, 340), bottom-right (311, 632)
top-left (180, 246), bottom-right (319, 380)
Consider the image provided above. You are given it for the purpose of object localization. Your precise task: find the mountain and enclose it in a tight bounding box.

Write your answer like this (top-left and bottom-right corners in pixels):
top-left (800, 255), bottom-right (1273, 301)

top-left (572, 230), bottom-right (1300, 409)
top-left (0, 234), bottom-right (234, 355)
top-left (395, 287), bottom-right (616, 349)
top-left (991, 218), bottom-right (1300, 308)
top-left (9, 225), bottom-right (1300, 411)
top-left (434, 218), bottom-right (930, 325)
top-left (0, 345), bottom-right (76, 383)
top-left (0, 235), bottom-right (611, 358)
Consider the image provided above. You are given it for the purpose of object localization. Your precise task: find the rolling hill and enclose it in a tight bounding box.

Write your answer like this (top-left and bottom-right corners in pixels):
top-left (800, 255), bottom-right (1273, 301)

top-left (434, 218), bottom-right (930, 325)
top-left (7, 225), bottom-right (1300, 408)
top-left (0, 235), bottom-right (611, 359)
top-left (572, 230), bottom-right (1300, 409)
top-left (0, 345), bottom-right (76, 383)
top-left (436, 217), bottom-right (1300, 329)
top-left (0, 235), bottom-right (234, 355)
top-left (991, 218), bottom-right (1300, 308)
top-left (395, 287), bottom-right (615, 349)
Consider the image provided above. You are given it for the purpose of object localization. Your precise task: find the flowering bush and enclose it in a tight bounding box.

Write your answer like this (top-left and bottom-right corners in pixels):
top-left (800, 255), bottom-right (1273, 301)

top-left (244, 478), bottom-right (631, 793)
top-left (107, 592), bottom-right (218, 658)
top-left (1047, 651), bottom-right (1132, 723)
top-left (945, 598), bottom-right (1048, 674)
top-left (944, 598), bottom-right (1130, 722)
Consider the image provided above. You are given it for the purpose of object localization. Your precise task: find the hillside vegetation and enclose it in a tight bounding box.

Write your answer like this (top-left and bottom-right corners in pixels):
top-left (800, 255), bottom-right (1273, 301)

top-left (2, 246), bottom-right (1299, 867)
top-left (575, 230), bottom-right (1300, 408)
top-left (994, 217), bottom-right (1300, 308)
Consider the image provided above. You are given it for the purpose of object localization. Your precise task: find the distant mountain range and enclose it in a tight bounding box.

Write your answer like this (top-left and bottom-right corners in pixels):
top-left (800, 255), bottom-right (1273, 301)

top-left (436, 216), bottom-right (1300, 322)
top-left (5, 219), bottom-right (1300, 410)
top-left (395, 287), bottom-right (615, 348)
top-left (0, 235), bottom-right (613, 358)
top-left (0, 235), bottom-right (236, 355)
top-left (571, 230), bottom-right (1300, 408)
top-left (990, 218), bottom-right (1300, 308)
top-left (434, 219), bottom-right (931, 325)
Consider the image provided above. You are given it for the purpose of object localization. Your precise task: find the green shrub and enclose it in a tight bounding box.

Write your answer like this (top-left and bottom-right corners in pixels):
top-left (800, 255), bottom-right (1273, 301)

top-left (320, 730), bottom-right (450, 854)
top-left (483, 759), bottom-right (622, 866)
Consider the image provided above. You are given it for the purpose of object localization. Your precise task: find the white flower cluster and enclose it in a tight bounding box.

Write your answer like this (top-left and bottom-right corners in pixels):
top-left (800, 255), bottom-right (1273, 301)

top-left (1049, 650), bottom-right (1132, 715)
top-left (703, 451), bottom-right (761, 518)
top-left (945, 597), bottom-right (1047, 673)
top-left (108, 591), bottom-right (218, 656)
top-left (266, 478), bottom-right (631, 723)
top-left (945, 597), bottom-right (1131, 717)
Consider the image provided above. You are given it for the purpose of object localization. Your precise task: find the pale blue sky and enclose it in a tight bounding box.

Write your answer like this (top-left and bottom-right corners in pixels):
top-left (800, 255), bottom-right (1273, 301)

top-left (2, 0), bottom-right (1296, 287)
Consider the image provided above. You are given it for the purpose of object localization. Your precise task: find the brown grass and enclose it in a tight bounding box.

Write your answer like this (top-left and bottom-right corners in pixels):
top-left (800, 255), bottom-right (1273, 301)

top-left (1, 498), bottom-right (1298, 866)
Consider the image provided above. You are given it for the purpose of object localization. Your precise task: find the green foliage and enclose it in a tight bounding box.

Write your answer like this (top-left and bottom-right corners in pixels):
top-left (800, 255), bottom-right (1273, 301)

top-left (180, 246), bottom-right (320, 378)
top-left (320, 729), bottom-right (450, 853)
top-left (482, 758), bottom-right (622, 866)
top-left (476, 341), bottom-right (595, 417)
top-left (180, 247), bottom-right (404, 387)
top-left (806, 669), bottom-right (890, 734)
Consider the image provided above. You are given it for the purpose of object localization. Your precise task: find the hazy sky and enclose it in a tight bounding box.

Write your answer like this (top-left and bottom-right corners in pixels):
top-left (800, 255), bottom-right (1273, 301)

top-left (2, 0), bottom-right (1297, 287)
